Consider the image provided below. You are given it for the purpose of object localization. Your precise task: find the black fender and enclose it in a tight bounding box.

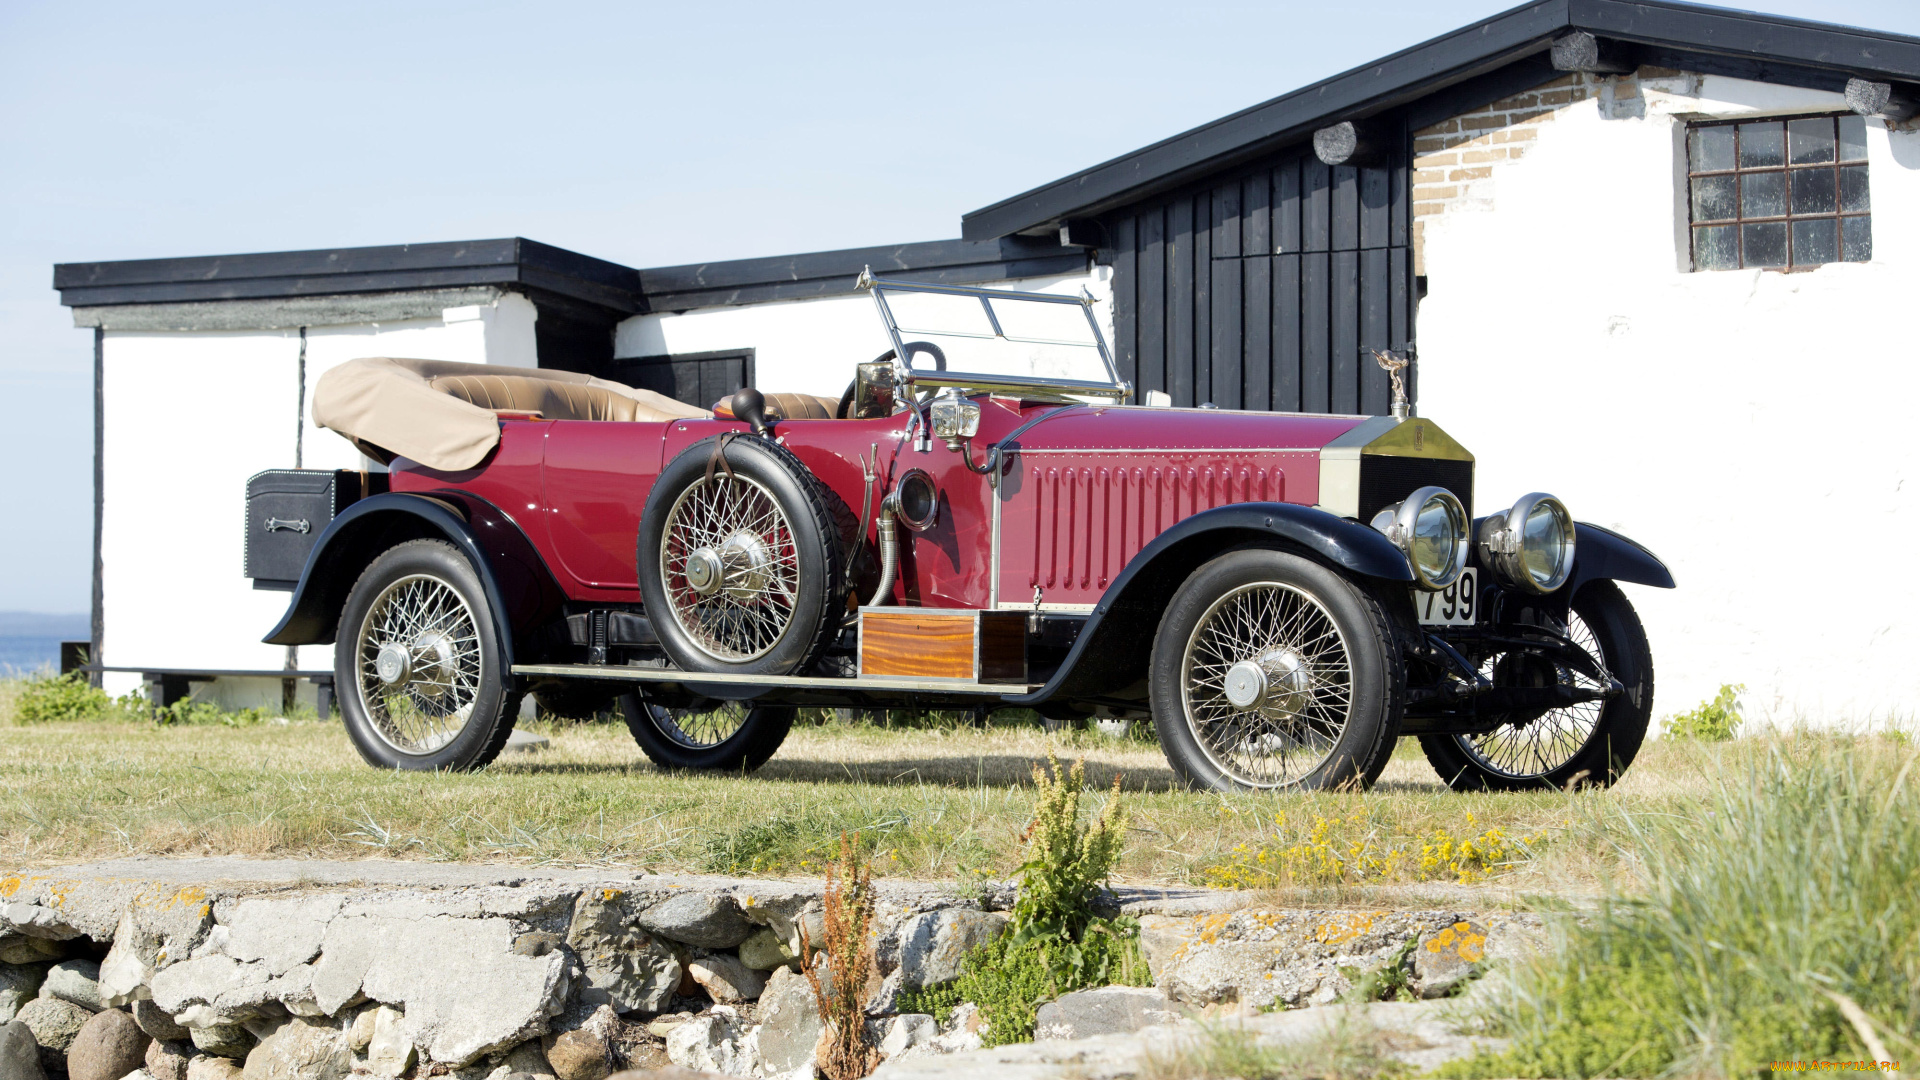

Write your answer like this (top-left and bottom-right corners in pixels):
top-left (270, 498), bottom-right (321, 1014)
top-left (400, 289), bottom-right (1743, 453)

top-left (1001, 502), bottom-right (1414, 708)
top-left (1565, 521), bottom-right (1675, 593)
top-left (262, 492), bottom-right (565, 665)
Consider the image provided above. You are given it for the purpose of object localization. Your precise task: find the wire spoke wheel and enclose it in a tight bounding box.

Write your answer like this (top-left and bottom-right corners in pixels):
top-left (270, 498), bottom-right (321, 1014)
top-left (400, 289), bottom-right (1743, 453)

top-left (1456, 610), bottom-right (1608, 779)
top-left (1179, 581), bottom-right (1355, 787)
top-left (640, 699), bottom-right (752, 749)
top-left (658, 473), bottom-right (802, 663)
top-left (353, 573), bottom-right (483, 755)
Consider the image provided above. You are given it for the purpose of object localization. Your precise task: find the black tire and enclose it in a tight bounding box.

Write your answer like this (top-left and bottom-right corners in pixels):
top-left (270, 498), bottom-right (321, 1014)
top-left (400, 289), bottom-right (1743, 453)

top-left (334, 539), bottom-right (521, 771)
top-left (619, 691), bottom-right (794, 771)
top-left (637, 435), bottom-right (845, 676)
top-left (1419, 580), bottom-right (1653, 791)
top-left (1148, 548), bottom-right (1404, 792)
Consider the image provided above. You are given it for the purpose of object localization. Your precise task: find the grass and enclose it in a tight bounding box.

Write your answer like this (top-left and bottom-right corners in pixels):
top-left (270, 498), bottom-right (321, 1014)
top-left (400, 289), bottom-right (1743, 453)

top-left (1444, 734), bottom-right (1920, 1079)
top-left (0, 670), bottom-right (1867, 894)
top-left (1137, 1017), bottom-right (1413, 1080)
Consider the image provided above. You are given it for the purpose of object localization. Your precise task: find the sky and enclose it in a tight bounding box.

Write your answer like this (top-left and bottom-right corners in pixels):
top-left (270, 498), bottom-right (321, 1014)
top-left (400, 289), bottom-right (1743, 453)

top-left (4, 0), bottom-right (1918, 614)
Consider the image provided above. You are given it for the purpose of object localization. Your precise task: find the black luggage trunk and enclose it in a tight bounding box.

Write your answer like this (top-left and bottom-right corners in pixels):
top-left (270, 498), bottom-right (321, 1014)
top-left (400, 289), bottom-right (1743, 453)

top-left (243, 470), bottom-right (384, 590)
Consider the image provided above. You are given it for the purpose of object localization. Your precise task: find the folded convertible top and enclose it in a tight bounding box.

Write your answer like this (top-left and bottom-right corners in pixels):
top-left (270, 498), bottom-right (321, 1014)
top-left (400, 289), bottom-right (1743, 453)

top-left (312, 356), bottom-right (706, 471)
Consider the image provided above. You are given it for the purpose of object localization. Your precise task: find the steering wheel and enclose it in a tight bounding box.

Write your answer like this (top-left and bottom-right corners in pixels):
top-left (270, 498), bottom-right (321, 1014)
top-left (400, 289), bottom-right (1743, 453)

top-left (835, 342), bottom-right (948, 419)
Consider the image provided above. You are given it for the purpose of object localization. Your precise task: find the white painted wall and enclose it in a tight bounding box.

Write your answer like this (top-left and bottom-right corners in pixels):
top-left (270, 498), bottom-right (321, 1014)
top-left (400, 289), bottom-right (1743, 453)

top-left (1416, 72), bottom-right (1920, 729)
top-left (615, 269), bottom-right (1110, 399)
top-left (98, 292), bottom-right (539, 709)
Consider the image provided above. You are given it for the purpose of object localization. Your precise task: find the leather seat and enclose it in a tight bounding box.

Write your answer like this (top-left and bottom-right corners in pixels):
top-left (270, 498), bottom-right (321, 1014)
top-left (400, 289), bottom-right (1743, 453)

top-left (712, 392), bottom-right (842, 421)
top-left (430, 374), bottom-right (706, 423)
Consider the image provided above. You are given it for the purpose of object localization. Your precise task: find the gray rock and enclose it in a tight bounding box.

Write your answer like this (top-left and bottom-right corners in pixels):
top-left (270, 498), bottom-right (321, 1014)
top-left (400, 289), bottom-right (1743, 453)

top-left (751, 968), bottom-right (820, 1076)
top-left (0, 936), bottom-right (66, 966)
top-left (18, 995), bottom-right (94, 1068)
top-left (98, 897), bottom-right (217, 1008)
top-left (67, 1007), bottom-right (152, 1080)
top-left (635, 895), bottom-right (752, 952)
top-left (240, 1016), bottom-right (350, 1080)
top-left (1, 962), bottom-right (49, 1022)
top-left (686, 956), bottom-right (764, 1005)
top-left (361, 1006), bottom-right (412, 1079)
top-left (1034, 987), bottom-right (1183, 1041)
top-left (308, 900), bottom-right (569, 1066)
top-left (1, 905), bottom-right (84, 943)
top-left (662, 1014), bottom-right (753, 1077)
top-left (188, 1024), bottom-right (255, 1060)
top-left (220, 900), bottom-right (339, 980)
top-left (873, 1014), bottom-right (936, 1059)
top-left (1410, 920), bottom-right (1486, 999)
top-left (546, 1029), bottom-right (609, 1080)
top-left (1, 1020), bottom-right (49, 1080)
top-left (44, 960), bottom-right (106, 1012)
top-left (132, 1002), bottom-right (190, 1044)
top-left (566, 894), bottom-right (680, 1015)
top-left (150, 958), bottom-right (276, 1023)
top-left (733, 929), bottom-right (795, 973)
top-left (185, 1055), bottom-right (245, 1080)
top-left (499, 1040), bottom-right (554, 1079)
top-left (145, 1039), bottom-right (193, 1080)
top-left (889, 910), bottom-right (1005, 993)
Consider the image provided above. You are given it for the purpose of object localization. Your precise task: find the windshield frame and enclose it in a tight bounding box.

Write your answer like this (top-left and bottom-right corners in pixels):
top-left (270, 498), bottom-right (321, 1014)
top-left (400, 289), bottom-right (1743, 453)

top-left (860, 272), bottom-right (1133, 403)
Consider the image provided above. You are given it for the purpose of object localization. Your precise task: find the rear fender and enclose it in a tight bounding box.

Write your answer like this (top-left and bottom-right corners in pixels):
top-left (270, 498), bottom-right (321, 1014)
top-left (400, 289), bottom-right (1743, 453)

top-left (1003, 502), bottom-right (1413, 707)
top-left (262, 492), bottom-right (564, 663)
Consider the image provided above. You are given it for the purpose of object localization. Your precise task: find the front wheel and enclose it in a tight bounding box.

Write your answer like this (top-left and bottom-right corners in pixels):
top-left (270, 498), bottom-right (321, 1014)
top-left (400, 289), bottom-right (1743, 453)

top-left (1148, 548), bottom-right (1404, 792)
top-left (335, 539), bottom-right (521, 771)
top-left (1418, 580), bottom-right (1653, 790)
top-left (619, 692), bottom-right (794, 772)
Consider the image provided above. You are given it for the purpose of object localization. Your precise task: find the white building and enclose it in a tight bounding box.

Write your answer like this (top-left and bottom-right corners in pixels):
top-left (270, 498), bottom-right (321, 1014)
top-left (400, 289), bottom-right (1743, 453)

top-left (54, 1), bottom-right (1920, 728)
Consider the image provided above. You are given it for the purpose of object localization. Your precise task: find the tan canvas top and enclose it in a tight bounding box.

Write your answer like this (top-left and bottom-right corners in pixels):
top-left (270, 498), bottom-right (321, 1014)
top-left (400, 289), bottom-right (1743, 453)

top-left (312, 357), bottom-right (707, 471)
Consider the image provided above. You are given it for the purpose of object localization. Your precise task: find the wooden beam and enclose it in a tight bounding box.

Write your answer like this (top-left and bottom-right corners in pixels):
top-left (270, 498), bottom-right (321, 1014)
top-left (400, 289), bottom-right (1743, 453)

top-left (1312, 121), bottom-right (1389, 168)
top-left (1551, 31), bottom-right (1636, 74)
top-left (1846, 78), bottom-right (1918, 122)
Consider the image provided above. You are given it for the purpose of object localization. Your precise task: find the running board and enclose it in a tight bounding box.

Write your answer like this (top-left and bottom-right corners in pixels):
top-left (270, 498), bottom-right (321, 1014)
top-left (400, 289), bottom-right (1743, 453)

top-left (510, 663), bottom-right (1039, 697)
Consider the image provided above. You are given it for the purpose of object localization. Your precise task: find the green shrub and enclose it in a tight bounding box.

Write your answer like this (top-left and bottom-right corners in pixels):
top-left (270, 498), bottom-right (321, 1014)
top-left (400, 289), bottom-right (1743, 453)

top-left (1665, 682), bottom-right (1745, 741)
top-left (898, 753), bottom-right (1150, 1045)
top-left (13, 671), bottom-right (115, 723)
top-left (1447, 739), bottom-right (1920, 1078)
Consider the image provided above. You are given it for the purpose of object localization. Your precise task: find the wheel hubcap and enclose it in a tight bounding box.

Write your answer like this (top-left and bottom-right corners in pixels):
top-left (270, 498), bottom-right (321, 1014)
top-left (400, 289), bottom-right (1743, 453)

top-left (1223, 650), bottom-right (1311, 715)
top-left (684, 548), bottom-right (725, 596)
top-left (659, 473), bottom-right (802, 663)
top-left (375, 644), bottom-right (411, 686)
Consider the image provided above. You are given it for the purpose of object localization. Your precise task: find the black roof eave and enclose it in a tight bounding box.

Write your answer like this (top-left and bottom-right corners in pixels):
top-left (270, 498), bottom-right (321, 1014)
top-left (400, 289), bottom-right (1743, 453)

top-left (53, 238), bottom-right (647, 315)
top-left (960, 0), bottom-right (1920, 240)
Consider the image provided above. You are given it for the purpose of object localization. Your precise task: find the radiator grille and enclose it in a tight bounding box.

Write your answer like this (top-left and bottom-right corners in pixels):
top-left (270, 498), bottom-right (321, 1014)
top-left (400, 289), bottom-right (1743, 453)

top-left (1357, 456), bottom-right (1474, 523)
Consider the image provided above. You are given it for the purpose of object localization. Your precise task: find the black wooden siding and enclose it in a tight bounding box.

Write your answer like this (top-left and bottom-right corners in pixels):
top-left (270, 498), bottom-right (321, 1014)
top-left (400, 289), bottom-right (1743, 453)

top-left (1102, 137), bottom-right (1414, 415)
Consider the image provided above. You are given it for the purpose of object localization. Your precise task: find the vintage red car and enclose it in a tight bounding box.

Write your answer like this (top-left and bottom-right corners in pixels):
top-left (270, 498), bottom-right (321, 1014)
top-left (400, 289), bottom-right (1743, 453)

top-left (253, 274), bottom-right (1672, 791)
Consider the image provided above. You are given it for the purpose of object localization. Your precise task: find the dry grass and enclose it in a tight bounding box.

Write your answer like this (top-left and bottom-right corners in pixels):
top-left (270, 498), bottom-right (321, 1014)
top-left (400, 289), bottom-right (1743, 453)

top-left (0, 698), bottom-right (1797, 895)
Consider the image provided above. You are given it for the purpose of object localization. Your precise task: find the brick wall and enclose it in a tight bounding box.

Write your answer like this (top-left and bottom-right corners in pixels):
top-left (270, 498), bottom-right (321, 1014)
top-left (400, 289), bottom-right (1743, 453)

top-left (1411, 71), bottom-right (1664, 274)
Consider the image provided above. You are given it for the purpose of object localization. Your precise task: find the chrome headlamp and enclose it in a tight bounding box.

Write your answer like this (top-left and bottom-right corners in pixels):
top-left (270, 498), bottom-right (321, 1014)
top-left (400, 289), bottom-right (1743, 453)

top-left (1478, 493), bottom-right (1575, 594)
top-left (1370, 486), bottom-right (1468, 590)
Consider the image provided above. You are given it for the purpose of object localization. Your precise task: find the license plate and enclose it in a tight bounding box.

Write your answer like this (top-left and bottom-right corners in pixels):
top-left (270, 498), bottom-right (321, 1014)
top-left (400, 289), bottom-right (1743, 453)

top-left (1415, 567), bottom-right (1477, 626)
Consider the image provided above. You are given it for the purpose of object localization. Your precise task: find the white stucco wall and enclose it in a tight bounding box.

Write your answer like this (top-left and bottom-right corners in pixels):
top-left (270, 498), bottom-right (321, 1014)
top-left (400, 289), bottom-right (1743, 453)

top-left (1415, 72), bottom-right (1920, 729)
top-left (615, 269), bottom-right (1109, 399)
top-left (97, 292), bottom-right (538, 709)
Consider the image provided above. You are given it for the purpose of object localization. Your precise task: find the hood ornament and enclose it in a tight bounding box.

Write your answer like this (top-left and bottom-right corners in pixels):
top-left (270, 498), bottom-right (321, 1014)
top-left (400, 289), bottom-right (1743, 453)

top-left (1373, 349), bottom-right (1411, 419)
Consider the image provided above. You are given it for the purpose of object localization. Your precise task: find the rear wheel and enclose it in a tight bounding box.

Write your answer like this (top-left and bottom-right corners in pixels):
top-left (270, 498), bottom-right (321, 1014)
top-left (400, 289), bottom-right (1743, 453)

top-left (1418, 580), bottom-right (1653, 790)
top-left (335, 539), bottom-right (520, 771)
top-left (619, 692), bottom-right (793, 771)
top-left (1148, 548), bottom-right (1403, 792)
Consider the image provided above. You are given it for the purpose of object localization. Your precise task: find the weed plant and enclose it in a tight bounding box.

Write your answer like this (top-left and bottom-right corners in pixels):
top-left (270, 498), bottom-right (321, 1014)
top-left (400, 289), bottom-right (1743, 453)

top-left (1664, 682), bottom-right (1745, 741)
top-left (1202, 806), bottom-right (1537, 888)
top-left (900, 754), bottom-right (1152, 1045)
top-left (802, 833), bottom-right (881, 1080)
top-left (1444, 736), bottom-right (1920, 1078)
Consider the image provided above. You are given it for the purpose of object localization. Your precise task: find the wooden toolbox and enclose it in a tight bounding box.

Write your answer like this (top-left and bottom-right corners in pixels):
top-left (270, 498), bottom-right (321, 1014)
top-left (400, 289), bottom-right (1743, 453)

top-left (858, 608), bottom-right (1028, 684)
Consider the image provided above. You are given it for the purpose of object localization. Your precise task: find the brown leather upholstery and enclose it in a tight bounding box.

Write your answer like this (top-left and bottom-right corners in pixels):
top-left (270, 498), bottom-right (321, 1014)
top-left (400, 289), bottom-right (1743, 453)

top-left (713, 392), bottom-right (842, 421)
top-left (429, 374), bottom-right (706, 423)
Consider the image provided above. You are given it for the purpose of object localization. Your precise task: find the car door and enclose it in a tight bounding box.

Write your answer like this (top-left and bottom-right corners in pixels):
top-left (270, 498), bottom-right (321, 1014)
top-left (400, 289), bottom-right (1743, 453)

top-left (539, 420), bottom-right (670, 599)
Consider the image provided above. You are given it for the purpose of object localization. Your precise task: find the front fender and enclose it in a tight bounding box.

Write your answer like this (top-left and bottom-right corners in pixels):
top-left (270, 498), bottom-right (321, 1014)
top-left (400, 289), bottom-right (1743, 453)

top-left (1002, 502), bottom-right (1413, 708)
top-left (262, 492), bottom-right (557, 664)
top-left (1566, 521), bottom-right (1675, 593)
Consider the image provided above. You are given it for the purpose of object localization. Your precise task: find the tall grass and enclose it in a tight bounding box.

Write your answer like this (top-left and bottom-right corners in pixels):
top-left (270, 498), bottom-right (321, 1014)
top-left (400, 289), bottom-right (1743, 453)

top-left (1453, 736), bottom-right (1920, 1078)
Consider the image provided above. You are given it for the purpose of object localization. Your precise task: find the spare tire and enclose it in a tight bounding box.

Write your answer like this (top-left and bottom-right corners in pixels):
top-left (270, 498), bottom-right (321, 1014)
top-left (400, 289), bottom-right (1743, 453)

top-left (638, 434), bottom-right (846, 675)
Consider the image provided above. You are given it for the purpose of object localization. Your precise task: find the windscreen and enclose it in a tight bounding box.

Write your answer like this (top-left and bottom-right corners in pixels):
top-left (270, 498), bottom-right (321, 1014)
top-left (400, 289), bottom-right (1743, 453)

top-left (874, 285), bottom-right (1116, 388)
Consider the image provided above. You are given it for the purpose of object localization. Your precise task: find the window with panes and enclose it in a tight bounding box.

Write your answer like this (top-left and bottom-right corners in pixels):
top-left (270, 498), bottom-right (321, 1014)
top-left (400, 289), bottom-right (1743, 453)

top-left (1687, 114), bottom-right (1871, 271)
